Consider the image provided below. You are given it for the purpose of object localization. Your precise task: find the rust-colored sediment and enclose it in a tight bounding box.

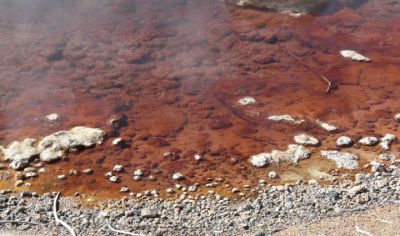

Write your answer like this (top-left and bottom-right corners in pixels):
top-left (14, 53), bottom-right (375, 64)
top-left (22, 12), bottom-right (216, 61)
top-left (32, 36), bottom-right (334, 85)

top-left (1, 0), bottom-right (400, 199)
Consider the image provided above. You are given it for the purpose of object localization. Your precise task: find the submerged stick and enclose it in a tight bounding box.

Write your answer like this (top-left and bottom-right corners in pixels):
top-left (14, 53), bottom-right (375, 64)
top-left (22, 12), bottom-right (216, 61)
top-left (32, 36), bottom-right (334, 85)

top-left (280, 45), bottom-right (337, 93)
top-left (107, 222), bottom-right (144, 236)
top-left (53, 192), bottom-right (77, 236)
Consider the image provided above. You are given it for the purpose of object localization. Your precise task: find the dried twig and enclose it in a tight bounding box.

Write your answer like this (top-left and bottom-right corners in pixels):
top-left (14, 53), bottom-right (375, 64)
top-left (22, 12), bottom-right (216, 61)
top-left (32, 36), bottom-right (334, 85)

top-left (377, 219), bottom-right (393, 224)
top-left (355, 225), bottom-right (374, 236)
top-left (280, 45), bottom-right (338, 93)
top-left (107, 222), bottom-right (144, 236)
top-left (53, 192), bottom-right (77, 236)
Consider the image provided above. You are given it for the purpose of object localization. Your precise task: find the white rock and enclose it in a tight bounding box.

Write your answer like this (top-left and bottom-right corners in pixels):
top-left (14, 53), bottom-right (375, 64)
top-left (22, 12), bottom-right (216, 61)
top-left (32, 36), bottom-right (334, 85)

top-left (133, 169), bottom-right (143, 176)
top-left (174, 184), bottom-right (183, 190)
top-left (105, 172), bottom-right (113, 178)
top-left (133, 176), bottom-right (141, 181)
top-left (379, 152), bottom-right (396, 162)
top-left (113, 165), bottom-right (124, 173)
top-left (238, 97), bottom-right (257, 106)
top-left (232, 188), bottom-right (240, 193)
top-left (188, 185), bottom-right (197, 192)
top-left (268, 171), bottom-right (278, 179)
top-left (166, 188), bottom-right (175, 194)
top-left (1, 138), bottom-right (40, 170)
top-left (316, 119), bottom-right (338, 132)
top-left (321, 150), bottom-right (359, 170)
top-left (248, 153), bottom-right (271, 168)
top-left (336, 136), bottom-right (353, 147)
top-left (348, 185), bottom-right (365, 197)
top-left (46, 113), bottom-right (61, 121)
top-left (308, 179), bottom-right (318, 185)
top-left (279, 10), bottom-right (304, 17)
top-left (267, 115), bottom-right (305, 125)
top-left (380, 134), bottom-right (396, 150)
top-left (370, 161), bottom-right (383, 173)
top-left (194, 154), bottom-right (203, 161)
top-left (394, 113), bottom-right (400, 122)
top-left (172, 172), bottom-right (185, 180)
top-left (112, 138), bottom-right (122, 146)
top-left (109, 176), bottom-right (119, 183)
top-left (120, 187), bottom-right (129, 193)
top-left (38, 168), bottom-right (46, 173)
top-left (340, 50), bottom-right (370, 62)
top-left (293, 134), bottom-right (320, 146)
top-left (82, 169), bottom-right (93, 175)
top-left (358, 136), bottom-right (378, 146)
top-left (163, 152), bottom-right (173, 158)
top-left (57, 175), bottom-right (66, 180)
top-left (38, 126), bottom-right (105, 162)
top-left (25, 172), bottom-right (37, 178)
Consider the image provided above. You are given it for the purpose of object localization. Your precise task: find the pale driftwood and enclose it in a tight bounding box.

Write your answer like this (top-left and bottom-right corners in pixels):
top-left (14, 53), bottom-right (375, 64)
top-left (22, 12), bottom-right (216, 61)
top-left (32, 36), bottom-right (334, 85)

top-left (107, 222), bottom-right (144, 236)
top-left (377, 219), bottom-right (393, 224)
top-left (355, 225), bottom-right (374, 236)
top-left (52, 192), bottom-right (77, 236)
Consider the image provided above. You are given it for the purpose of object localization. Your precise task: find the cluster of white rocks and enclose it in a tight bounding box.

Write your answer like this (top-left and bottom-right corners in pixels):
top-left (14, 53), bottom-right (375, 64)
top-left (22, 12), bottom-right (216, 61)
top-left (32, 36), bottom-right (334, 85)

top-left (0, 127), bottom-right (105, 170)
top-left (249, 131), bottom-right (398, 171)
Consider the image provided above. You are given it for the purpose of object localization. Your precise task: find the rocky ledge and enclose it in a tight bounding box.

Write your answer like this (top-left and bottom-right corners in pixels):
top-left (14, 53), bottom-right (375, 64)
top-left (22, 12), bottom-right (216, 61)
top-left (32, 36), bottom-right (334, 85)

top-left (0, 165), bottom-right (399, 235)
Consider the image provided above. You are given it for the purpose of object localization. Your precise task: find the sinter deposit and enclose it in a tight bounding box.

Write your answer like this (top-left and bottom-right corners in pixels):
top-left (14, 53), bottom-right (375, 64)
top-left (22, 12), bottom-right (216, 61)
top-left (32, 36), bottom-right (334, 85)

top-left (1, 127), bottom-right (105, 169)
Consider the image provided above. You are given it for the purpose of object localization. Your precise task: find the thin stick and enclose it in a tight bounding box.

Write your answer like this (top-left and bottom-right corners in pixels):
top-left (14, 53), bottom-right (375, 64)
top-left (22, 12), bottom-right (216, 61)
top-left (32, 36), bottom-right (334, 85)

top-left (52, 192), bottom-right (77, 236)
top-left (280, 45), bottom-right (337, 93)
top-left (355, 225), bottom-right (374, 236)
top-left (107, 222), bottom-right (144, 236)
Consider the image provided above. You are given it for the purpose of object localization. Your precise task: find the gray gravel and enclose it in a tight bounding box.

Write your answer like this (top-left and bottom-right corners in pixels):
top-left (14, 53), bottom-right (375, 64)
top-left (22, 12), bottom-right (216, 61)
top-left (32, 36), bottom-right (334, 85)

top-left (0, 165), bottom-right (400, 236)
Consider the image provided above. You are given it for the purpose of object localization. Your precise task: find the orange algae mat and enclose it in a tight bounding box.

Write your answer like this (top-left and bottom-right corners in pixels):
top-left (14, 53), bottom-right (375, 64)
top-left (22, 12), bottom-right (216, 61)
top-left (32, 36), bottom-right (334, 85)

top-left (1, 0), bottom-right (400, 198)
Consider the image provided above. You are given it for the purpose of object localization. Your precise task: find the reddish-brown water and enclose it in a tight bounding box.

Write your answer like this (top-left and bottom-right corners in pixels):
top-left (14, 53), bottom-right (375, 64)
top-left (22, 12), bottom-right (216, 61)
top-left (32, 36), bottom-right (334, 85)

top-left (1, 0), bottom-right (400, 198)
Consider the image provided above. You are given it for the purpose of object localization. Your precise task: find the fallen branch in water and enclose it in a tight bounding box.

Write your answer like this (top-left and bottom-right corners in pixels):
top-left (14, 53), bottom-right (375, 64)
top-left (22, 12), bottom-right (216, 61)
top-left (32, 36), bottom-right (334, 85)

top-left (107, 222), bottom-right (144, 236)
top-left (280, 45), bottom-right (338, 93)
top-left (53, 192), bottom-right (77, 236)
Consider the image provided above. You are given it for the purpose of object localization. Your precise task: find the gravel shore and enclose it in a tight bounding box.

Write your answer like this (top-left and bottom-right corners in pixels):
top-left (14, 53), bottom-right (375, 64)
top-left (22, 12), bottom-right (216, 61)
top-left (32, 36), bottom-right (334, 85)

top-left (0, 165), bottom-right (399, 236)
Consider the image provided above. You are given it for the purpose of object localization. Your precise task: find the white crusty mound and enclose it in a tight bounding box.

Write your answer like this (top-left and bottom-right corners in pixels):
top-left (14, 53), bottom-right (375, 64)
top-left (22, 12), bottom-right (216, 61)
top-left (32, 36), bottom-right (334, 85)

top-left (316, 119), bottom-right (338, 132)
top-left (237, 96), bottom-right (257, 106)
top-left (380, 134), bottom-right (396, 150)
top-left (270, 144), bottom-right (311, 164)
top-left (1, 138), bottom-right (40, 170)
top-left (336, 136), bottom-right (353, 147)
top-left (321, 150), bottom-right (359, 170)
top-left (249, 153), bottom-right (272, 168)
top-left (340, 50), bottom-right (371, 62)
top-left (358, 136), bottom-right (378, 146)
top-left (1, 127), bottom-right (106, 169)
top-left (38, 126), bottom-right (105, 162)
top-left (293, 134), bottom-right (320, 146)
top-left (268, 114), bottom-right (305, 125)
top-left (249, 144), bottom-right (311, 167)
